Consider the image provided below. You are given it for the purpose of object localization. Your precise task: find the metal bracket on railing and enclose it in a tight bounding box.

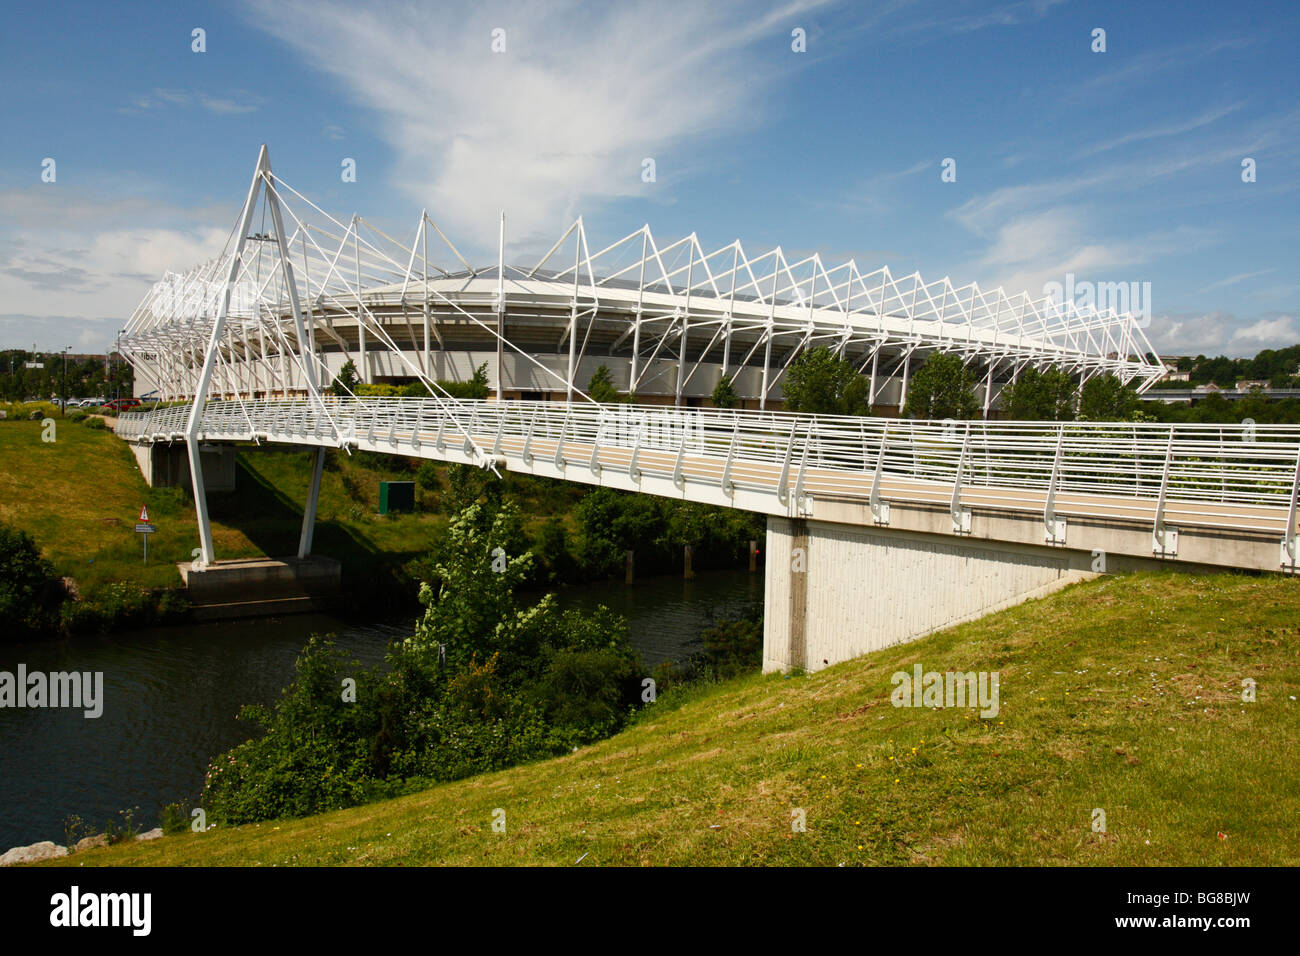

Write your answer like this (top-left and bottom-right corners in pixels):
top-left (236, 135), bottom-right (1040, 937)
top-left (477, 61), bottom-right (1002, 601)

top-left (465, 407), bottom-right (480, 458)
top-left (793, 436), bottom-right (809, 511)
top-left (870, 423), bottom-right (890, 525)
top-left (411, 404), bottom-right (423, 450)
top-left (1044, 423), bottom-right (1066, 545)
top-left (589, 428), bottom-right (602, 476)
top-left (554, 412), bottom-right (569, 470)
top-left (777, 420), bottom-right (799, 504)
top-left (628, 428), bottom-right (642, 482)
top-left (434, 414), bottom-right (447, 453)
top-left (672, 440), bottom-right (687, 490)
top-left (491, 411), bottom-right (504, 457)
top-left (521, 407), bottom-right (535, 466)
top-left (387, 413), bottom-right (398, 448)
top-left (720, 422), bottom-right (738, 497)
top-left (951, 423), bottom-right (972, 534)
top-left (1282, 443), bottom-right (1300, 571)
top-left (1152, 426), bottom-right (1178, 557)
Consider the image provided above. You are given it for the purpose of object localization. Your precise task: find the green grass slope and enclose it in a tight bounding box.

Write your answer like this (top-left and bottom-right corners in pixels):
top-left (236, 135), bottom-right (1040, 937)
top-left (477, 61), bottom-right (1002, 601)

top-left (48, 570), bottom-right (1300, 866)
top-left (0, 420), bottom-right (454, 591)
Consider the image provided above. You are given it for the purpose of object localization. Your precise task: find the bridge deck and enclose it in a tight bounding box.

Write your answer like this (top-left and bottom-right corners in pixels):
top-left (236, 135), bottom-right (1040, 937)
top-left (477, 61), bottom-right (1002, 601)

top-left (115, 399), bottom-right (1300, 571)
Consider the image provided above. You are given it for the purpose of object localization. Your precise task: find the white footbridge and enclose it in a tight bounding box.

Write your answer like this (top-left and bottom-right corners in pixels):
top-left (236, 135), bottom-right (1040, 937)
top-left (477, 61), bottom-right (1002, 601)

top-left (112, 148), bottom-right (1298, 671)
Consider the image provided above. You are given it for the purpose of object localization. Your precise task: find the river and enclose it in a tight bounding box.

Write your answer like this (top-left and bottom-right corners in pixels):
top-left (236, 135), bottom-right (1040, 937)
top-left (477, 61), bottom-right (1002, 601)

top-left (0, 568), bottom-right (763, 850)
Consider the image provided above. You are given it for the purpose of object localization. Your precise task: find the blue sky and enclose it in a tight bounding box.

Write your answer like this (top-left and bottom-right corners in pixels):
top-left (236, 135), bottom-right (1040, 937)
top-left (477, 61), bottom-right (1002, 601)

top-left (1, 0), bottom-right (1295, 356)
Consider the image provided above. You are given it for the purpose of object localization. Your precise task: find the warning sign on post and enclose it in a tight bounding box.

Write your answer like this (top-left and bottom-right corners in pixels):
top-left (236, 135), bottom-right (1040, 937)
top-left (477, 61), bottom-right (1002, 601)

top-left (139, 505), bottom-right (149, 523)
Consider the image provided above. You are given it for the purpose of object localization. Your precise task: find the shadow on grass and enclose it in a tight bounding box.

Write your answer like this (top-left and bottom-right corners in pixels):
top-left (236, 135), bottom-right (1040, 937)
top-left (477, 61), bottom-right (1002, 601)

top-left (206, 448), bottom-right (429, 612)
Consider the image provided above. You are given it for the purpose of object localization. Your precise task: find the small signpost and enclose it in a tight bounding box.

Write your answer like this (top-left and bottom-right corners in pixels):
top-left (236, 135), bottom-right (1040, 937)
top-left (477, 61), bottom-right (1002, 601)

top-left (135, 505), bottom-right (156, 563)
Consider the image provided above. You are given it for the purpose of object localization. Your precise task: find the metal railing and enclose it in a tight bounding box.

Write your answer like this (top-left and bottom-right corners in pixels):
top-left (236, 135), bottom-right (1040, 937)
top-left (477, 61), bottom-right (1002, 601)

top-left (116, 398), bottom-right (1300, 542)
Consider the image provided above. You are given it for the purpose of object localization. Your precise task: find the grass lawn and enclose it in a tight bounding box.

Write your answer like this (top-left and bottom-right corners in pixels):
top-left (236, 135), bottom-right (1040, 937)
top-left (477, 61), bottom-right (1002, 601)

top-left (0, 419), bottom-right (470, 592)
top-left (46, 569), bottom-right (1300, 866)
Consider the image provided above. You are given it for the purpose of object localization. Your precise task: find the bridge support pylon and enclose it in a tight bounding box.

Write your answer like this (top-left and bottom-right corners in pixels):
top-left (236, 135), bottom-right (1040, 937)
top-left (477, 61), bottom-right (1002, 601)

top-left (298, 448), bottom-right (326, 558)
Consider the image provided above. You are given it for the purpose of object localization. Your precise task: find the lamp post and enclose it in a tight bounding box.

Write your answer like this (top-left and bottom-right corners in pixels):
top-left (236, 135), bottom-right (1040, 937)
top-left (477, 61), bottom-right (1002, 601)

top-left (61, 346), bottom-right (70, 416)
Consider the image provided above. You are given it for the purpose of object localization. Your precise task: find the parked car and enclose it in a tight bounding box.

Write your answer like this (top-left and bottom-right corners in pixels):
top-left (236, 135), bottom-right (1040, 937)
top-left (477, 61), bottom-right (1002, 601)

top-left (101, 398), bottom-right (142, 413)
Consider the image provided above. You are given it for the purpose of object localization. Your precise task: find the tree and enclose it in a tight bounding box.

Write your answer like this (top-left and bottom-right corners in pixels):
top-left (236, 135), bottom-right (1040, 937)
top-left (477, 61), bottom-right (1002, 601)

top-left (0, 523), bottom-right (66, 640)
top-left (1078, 374), bottom-right (1139, 421)
top-left (330, 359), bottom-right (359, 396)
top-left (586, 364), bottom-right (623, 403)
top-left (903, 353), bottom-right (979, 420)
top-left (711, 373), bottom-right (739, 409)
top-left (781, 346), bottom-right (869, 416)
top-left (999, 366), bottom-right (1078, 420)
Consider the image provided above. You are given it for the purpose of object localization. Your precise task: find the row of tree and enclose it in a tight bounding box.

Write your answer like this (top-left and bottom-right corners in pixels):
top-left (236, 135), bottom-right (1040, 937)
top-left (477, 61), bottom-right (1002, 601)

top-left (780, 347), bottom-right (1143, 422)
top-left (0, 350), bottom-right (133, 403)
top-left (1161, 345), bottom-right (1300, 389)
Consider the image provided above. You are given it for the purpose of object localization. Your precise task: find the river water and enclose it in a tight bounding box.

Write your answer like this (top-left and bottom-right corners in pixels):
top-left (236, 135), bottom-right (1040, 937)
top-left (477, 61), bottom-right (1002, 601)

top-left (0, 568), bottom-right (763, 849)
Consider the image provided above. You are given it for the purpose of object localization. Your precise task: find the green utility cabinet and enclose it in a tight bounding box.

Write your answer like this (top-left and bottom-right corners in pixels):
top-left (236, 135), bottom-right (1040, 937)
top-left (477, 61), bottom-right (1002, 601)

top-left (379, 480), bottom-right (415, 515)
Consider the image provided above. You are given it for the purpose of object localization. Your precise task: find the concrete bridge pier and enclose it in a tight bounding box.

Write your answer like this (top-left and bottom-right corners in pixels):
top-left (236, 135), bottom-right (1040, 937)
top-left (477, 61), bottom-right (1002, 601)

top-left (129, 441), bottom-right (236, 493)
top-left (762, 516), bottom-right (1096, 673)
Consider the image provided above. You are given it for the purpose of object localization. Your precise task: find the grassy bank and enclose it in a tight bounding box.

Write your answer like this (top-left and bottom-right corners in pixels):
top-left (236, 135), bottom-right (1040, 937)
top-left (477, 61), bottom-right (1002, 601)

top-left (0, 418), bottom-right (570, 601)
top-left (47, 570), bottom-right (1300, 866)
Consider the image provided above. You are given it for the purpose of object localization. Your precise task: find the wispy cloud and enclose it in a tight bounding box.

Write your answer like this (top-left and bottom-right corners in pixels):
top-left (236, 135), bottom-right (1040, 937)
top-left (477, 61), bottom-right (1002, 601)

top-left (1077, 103), bottom-right (1244, 158)
top-left (242, 0), bottom-right (834, 249)
top-left (1198, 268), bottom-right (1275, 294)
top-left (1071, 36), bottom-right (1253, 99)
top-left (0, 190), bottom-right (229, 331)
top-left (123, 88), bottom-right (264, 115)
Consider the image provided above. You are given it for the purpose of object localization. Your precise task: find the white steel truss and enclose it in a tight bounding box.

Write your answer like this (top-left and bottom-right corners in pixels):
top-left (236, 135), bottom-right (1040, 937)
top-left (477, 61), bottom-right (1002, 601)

top-left (120, 149), bottom-right (1164, 416)
top-left (117, 147), bottom-right (1171, 567)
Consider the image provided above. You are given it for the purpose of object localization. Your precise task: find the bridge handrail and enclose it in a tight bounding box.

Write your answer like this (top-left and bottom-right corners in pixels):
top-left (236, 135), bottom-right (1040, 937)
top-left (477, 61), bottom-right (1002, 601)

top-left (114, 398), bottom-right (1300, 518)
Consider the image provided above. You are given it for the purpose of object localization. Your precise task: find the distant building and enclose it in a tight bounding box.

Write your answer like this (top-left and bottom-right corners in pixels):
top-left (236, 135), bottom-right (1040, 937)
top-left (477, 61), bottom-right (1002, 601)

top-left (1193, 382), bottom-right (1221, 393)
top-left (1160, 362), bottom-right (1189, 382)
top-left (1236, 380), bottom-right (1269, 391)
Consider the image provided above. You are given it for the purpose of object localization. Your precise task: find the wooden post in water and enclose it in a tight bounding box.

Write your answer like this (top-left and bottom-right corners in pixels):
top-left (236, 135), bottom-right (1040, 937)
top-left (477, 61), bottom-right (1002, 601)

top-left (625, 549), bottom-right (635, 585)
top-left (684, 544), bottom-right (695, 579)
top-left (748, 539), bottom-right (757, 572)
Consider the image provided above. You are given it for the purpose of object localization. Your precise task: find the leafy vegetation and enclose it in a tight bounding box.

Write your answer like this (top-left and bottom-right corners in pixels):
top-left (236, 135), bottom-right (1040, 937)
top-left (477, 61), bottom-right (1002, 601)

top-left (0, 521), bottom-right (66, 640)
top-left (586, 365), bottom-right (625, 403)
top-left (200, 497), bottom-right (644, 825)
top-left (1000, 367), bottom-right (1078, 420)
top-left (781, 346), bottom-right (870, 416)
top-left (711, 374), bottom-right (740, 409)
top-left (573, 488), bottom-right (763, 580)
top-left (904, 353), bottom-right (980, 420)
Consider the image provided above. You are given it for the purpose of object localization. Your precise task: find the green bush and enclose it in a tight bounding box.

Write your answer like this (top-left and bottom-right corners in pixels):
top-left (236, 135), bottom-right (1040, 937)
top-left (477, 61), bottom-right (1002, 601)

top-left (159, 802), bottom-right (189, 835)
top-left (0, 522), bottom-right (66, 640)
top-left (200, 499), bottom-right (643, 826)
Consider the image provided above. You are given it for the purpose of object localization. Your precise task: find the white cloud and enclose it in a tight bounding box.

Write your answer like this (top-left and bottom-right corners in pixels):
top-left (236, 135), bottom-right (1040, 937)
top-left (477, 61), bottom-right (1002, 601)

top-left (124, 88), bottom-right (264, 115)
top-left (243, 0), bottom-right (832, 249)
top-left (0, 189), bottom-right (229, 344)
top-left (1230, 315), bottom-right (1297, 347)
top-left (1147, 311), bottom-right (1298, 358)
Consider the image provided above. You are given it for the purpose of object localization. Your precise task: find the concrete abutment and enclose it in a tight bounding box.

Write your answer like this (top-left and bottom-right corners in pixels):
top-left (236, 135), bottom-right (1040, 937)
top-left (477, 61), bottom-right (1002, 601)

top-left (129, 441), bottom-right (236, 493)
top-left (762, 515), bottom-right (1097, 673)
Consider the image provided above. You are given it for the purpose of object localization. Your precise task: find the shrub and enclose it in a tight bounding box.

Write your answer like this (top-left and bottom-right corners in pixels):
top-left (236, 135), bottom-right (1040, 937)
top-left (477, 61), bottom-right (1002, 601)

top-left (201, 499), bottom-right (642, 826)
top-left (0, 523), bottom-right (66, 640)
top-left (159, 802), bottom-right (189, 835)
